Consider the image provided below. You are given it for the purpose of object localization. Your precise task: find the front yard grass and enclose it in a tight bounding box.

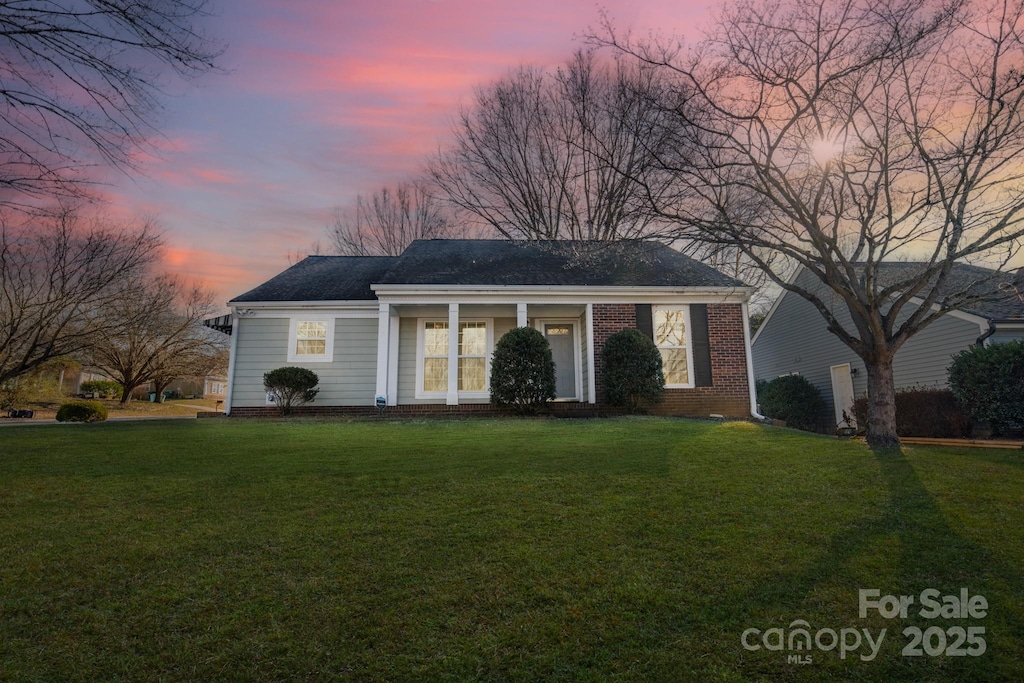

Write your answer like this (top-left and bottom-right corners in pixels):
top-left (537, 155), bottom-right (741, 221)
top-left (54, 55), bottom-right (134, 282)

top-left (0, 417), bottom-right (1020, 681)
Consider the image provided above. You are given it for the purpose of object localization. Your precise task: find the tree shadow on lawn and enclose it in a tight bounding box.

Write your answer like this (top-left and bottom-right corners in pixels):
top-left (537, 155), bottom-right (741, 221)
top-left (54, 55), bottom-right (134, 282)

top-left (721, 446), bottom-right (1021, 681)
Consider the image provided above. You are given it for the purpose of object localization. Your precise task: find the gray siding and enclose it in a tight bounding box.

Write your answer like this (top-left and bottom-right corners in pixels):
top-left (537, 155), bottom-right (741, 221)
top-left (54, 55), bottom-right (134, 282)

top-left (231, 316), bottom-right (377, 408)
top-left (752, 272), bottom-right (985, 421)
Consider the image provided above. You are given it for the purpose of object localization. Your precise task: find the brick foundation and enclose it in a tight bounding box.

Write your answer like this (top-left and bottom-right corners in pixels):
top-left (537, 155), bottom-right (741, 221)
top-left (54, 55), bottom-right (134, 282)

top-left (222, 402), bottom-right (622, 419)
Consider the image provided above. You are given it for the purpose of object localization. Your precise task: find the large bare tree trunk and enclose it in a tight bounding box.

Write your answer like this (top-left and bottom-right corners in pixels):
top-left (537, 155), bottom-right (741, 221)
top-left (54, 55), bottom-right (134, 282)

top-left (865, 356), bottom-right (900, 449)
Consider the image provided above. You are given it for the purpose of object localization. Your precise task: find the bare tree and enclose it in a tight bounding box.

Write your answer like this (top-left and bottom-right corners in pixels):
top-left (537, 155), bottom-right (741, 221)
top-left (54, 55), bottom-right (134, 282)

top-left (89, 274), bottom-right (225, 403)
top-left (0, 0), bottom-right (223, 212)
top-left (596, 0), bottom-right (1024, 447)
top-left (429, 50), bottom-right (675, 241)
top-left (0, 208), bottom-right (162, 383)
top-left (329, 181), bottom-right (458, 256)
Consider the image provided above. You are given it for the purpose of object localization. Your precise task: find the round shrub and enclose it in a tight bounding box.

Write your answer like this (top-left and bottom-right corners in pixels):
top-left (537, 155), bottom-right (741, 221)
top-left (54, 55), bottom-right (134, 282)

top-left (56, 400), bottom-right (108, 423)
top-left (602, 328), bottom-right (665, 412)
top-left (263, 366), bottom-right (320, 416)
top-left (756, 375), bottom-right (827, 432)
top-left (948, 340), bottom-right (1024, 434)
top-left (489, 327), bottom-right (556, 414)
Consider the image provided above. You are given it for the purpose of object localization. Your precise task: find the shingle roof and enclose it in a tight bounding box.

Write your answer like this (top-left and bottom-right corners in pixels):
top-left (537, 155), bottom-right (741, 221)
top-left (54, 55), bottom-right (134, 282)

top-left (870, 261), bottom-right (1024, 322)
top-left (378, 239), bottom-right (745, 287)
top-left (230, 256), bottom-right (397, 303)
top-left (229, 240), bottom-right (747, 304)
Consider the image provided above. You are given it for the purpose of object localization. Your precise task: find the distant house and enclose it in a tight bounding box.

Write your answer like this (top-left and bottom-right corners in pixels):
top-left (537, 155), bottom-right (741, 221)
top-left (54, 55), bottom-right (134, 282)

top-left (751, 263), bottom-right (1024, 428)
top-left (222, 240), bottom-right (759, 417)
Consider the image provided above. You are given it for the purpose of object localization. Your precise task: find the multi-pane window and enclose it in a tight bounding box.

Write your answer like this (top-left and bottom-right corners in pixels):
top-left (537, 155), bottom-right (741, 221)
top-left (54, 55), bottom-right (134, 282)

top-left (294, 321), bottom-right (327, 356)
top-left (420, 320), bottom-right (489, 394)
top-left (459, 322), bottom-right (487, 391)
top-left (287, 317), bottom-right (334, 362)
top-left (422, 322), bottom-right (449, 393)
top-left (655, 308), bottom-right (691, 386)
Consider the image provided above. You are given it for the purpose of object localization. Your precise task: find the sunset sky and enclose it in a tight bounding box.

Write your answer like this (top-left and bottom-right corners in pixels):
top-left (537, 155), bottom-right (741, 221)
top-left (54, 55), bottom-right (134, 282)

top-left (104, 0), bottom-right (711, 308)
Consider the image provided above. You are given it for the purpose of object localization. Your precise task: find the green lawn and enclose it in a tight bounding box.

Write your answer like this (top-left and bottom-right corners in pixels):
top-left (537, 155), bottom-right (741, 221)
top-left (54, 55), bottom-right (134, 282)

top-left (0, 417), bottom-right (1020, 681)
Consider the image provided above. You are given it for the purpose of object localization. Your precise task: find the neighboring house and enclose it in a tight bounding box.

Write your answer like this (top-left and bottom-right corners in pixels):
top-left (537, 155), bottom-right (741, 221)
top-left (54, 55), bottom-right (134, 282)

top-left (223, 240), bottom-right (759, 417)
top-left (751, 263), bottom-right (1024, 428)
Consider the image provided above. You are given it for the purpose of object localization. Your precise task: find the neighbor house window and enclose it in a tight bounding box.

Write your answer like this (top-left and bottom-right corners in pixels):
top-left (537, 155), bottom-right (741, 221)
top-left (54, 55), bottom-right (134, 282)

top-left (287, 317), bottom-right (335, 362)
top-left (417, 319), bottom-right (492, 397)
top-left (654, 306), bottom-right (694, 388)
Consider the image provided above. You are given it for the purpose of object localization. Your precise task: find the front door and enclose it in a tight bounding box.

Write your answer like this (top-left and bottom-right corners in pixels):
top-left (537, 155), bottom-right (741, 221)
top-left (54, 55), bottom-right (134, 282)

top-left (543, 322), bottom-right (577, 399)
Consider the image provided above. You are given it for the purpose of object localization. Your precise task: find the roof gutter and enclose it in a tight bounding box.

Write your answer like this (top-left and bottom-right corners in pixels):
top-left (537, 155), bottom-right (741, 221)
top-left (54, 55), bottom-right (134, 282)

top-left (976, 322), bottom-right (997, 348)
top-left (742, 301), bottom-right (766, 420)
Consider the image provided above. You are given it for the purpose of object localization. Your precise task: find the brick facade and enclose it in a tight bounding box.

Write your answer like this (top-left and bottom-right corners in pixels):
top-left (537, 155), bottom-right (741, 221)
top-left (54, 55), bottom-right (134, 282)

top-left (591, 303), bottom-right (638, 401)
top-left (592, 302), bottom-right (751, 418)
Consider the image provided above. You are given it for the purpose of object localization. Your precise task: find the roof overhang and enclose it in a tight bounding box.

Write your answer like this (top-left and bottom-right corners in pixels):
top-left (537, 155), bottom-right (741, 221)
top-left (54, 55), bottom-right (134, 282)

top-left (370, 284), bottom-right (755, 305)
top-left (227, 300), bottom-right (378, 318)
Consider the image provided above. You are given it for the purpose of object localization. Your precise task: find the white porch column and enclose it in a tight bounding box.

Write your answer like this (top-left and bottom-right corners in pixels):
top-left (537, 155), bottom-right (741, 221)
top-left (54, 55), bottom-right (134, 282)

top-left (447, 303), bottom-right (459, 405)
top-left (375, 303), bottom-right (391, 404)
top-left (586, 303), bottom-right (596, 404)
top-left (516, 303), bottom-right (528, 328)
top-left (387, 312), bottom-right (400, 406)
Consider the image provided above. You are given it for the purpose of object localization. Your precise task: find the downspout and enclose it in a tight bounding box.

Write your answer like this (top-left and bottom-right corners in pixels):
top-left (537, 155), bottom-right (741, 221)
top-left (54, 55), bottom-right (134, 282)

top-left (223, 310), bottom-right (240, 415)
top-left (741, 301), bottom-right (766, 420)
top-left (975, 322), bottom-right (997, 348)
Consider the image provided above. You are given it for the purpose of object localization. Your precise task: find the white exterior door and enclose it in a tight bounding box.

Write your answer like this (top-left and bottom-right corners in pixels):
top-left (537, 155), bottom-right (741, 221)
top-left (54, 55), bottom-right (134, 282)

top-left (830, 363), bottom-right (856, 428)
top-left (542, 322), bottom-right (579, 400)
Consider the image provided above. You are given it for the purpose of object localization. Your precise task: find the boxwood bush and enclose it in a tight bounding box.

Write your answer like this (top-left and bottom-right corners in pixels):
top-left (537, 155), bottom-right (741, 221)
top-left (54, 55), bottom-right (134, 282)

top-left (263, 367), bottom-right (320, 416)
top-left (948, 340), bottom-right (1024, 434)
top-left (602, 329), bottom-right (664, 413)
top-left (756, 375), bottom-right (827, 432)
top-left (56, 400), bottom-right (109, 423)
top-left (489, 327), bottom-right (556, 414)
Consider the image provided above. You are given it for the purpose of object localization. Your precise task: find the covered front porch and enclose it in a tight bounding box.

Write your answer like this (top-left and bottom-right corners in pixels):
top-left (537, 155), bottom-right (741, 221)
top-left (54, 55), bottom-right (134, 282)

top-left (373, 302), bottom-right (596, 406)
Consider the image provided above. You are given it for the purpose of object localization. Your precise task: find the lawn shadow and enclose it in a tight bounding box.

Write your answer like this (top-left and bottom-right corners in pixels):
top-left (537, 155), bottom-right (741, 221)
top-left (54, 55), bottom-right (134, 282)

top-left (722, 444), bottom-right (1018, 680)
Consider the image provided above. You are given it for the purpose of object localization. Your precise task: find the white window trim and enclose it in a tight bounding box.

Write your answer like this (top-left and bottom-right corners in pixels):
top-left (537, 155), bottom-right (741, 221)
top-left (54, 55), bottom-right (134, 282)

top-left (286, 316), bottom-right (336, 363)
top-left (415, 317), bottom-right (494, 399)
top-left (652, 305), bottom-right (696, 389)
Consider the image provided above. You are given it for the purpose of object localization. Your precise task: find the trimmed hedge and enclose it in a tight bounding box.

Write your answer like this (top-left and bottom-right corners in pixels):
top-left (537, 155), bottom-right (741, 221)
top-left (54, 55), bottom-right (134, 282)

top-left (602, 329), bottom-right (665, 413)
top-left (851, 388), bottom-right (971, 438)
top-left (756, 375), bottom-right (827, 432)
top-left (263, 367), bottom-right (319, 416)
top-left (948, 340), bottom-right (1024, 434)
top-left (489, 327), bottom-right (556, 414)
top-left (56, 401), bottom-right (108, 423)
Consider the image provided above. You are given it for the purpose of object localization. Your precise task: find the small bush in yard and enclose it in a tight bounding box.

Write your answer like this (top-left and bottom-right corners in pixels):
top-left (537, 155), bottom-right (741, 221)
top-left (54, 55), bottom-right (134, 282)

top-left (263, 367), bottom-right (320, 416)
top-left (948, 340), bottom-right (1024, 434)
top-left (490, 327), bottom-right (556, 414)
top-left (756, 375), bottom-right (827, 432)
top-left (56, 401), bottom-right (108, 423)
top-left (852, 388), bottom-right (971, 438)
top-left (80, 380), bottom-right (122, 399)
top-left (603, 329), bottom-right (664, 413)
